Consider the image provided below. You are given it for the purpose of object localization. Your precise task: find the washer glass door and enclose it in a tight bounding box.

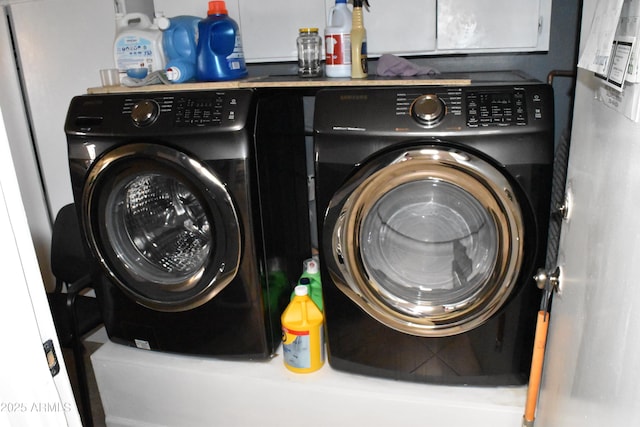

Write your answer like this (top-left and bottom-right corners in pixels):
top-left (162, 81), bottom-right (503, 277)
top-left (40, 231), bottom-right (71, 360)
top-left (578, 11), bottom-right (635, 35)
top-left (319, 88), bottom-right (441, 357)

top-left (83, 143), bottom-right (241, 312)
top-left (326, 146), bottom-right (527, 336)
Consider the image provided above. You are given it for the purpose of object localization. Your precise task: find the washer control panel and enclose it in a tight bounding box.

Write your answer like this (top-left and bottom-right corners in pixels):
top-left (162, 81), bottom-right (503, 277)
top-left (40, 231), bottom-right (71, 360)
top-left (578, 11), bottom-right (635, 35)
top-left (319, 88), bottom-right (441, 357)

top-left (173, 93), bottom-right (226, 127)
top-left (123, 96), bottom-right (174, 127)
top-left (120, 91), bottom-right (248, 128)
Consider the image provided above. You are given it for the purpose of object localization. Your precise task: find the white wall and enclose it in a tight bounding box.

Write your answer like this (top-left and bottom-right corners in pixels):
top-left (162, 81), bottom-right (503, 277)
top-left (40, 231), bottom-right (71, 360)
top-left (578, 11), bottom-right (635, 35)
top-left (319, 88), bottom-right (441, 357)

top-left (1, 0), bottom-right (116, 288)
top-left (0, 6), bottom-right (53, 287)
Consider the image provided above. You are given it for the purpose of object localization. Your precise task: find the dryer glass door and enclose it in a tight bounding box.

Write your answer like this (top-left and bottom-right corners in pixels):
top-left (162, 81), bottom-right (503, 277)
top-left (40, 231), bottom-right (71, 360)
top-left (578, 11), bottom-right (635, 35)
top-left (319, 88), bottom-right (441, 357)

top-left (82, 143), bottom-right (241, 312)
top-left (361, 179), bottom-right (498, 305)
top-left (326, 146), bottom-right (526, 337)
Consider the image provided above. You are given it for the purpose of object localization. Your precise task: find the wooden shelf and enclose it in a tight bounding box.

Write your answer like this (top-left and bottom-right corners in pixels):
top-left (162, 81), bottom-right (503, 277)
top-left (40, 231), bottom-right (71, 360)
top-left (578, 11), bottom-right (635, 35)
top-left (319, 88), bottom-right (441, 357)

top-left (87, 74), bottom-right (472, 94)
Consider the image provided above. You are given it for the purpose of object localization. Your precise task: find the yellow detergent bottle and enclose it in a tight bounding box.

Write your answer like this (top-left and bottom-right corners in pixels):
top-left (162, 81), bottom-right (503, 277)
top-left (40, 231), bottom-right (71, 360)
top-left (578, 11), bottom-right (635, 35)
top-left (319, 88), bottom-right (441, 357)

top-left (281, 285), bottom-right (325, 373)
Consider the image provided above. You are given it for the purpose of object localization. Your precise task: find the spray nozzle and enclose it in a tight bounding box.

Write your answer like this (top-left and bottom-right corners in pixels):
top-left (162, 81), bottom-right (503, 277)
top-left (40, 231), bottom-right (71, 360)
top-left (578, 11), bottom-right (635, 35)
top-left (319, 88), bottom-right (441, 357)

top-left (353, 0), bottom-right (370, 9)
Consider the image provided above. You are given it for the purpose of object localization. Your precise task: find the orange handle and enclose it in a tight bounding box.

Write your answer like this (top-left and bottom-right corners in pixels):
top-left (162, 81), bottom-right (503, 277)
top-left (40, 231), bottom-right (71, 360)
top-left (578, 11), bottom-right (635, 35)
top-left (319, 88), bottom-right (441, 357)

top-left (524, 310), bottom-right (550, 423)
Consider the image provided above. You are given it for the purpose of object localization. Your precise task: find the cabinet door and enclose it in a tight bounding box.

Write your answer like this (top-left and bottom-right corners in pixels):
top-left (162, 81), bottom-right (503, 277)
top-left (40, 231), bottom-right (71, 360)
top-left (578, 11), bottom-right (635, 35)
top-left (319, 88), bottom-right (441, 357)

top-left (437, 0), bottom-right (545, 51)
top-left (156, 0), bottom-right (549, 61)
top-left (354, 0), bottom-right (437, 55)
top-left (239, 0), bottom-right (326, 62)
top-left (237, 0), bottom-right (436, 62)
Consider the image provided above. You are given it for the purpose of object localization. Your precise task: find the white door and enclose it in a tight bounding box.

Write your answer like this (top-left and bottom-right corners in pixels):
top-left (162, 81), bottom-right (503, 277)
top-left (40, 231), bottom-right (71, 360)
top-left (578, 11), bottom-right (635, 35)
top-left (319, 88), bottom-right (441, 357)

top-left (536, 0), bottom-right (640, 424)
top-left (0, 108), bottom-right (81, 426)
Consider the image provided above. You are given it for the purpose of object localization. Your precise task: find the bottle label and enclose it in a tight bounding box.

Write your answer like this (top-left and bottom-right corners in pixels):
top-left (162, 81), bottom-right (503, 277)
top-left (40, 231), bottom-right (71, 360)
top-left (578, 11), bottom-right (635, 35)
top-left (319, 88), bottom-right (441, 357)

top-left (115, 35), bottom-right (157, 72)
top-left (226, 34), bottom-right (247, 71)
top-left (360, 41), bottom-right (368, 74)
top-left (282, 327), bottom-right (311, 369)
top-left (325, 33), bottom-right (351, 66)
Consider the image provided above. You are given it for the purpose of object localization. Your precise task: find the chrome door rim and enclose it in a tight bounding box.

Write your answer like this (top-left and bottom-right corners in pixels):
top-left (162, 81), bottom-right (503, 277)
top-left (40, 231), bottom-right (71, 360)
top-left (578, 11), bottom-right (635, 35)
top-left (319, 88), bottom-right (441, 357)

top-left (82, 143), bottom-right (241, 312)
top-left (326, 146), bottom-right (525, 337)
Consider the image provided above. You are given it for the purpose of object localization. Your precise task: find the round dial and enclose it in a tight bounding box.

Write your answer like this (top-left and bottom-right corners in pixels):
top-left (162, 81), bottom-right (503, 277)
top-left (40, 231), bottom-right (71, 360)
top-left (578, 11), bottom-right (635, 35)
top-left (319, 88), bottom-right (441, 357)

top-left (411, 94), bottom-right (445, 126)
top-left (131, 100), bottom-right (160, 127)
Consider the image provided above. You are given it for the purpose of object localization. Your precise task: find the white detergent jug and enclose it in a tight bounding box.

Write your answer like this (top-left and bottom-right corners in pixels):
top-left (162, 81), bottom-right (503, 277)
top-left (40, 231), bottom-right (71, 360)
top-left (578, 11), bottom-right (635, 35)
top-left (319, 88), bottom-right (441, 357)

top-left (325, 0), bottom-right (352, 78)
top-left (114, 12), bottom-right (166, 77)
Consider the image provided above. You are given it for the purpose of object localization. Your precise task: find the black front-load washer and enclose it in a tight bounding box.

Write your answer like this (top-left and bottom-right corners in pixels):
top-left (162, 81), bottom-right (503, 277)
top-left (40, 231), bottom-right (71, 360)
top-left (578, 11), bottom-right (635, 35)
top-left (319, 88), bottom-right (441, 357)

top-left (65, 89), bottom-right (309, 358)
top-left (314, 73), bottom-right (554, 384)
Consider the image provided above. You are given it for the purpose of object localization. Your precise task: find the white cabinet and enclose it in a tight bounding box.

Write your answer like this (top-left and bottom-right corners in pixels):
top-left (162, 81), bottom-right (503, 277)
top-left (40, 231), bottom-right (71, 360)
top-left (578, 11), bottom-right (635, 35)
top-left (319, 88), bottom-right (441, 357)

top-left (181, 0), bottom-right (550, 63)
top-left (437, 0), bottom-right (549, 52)
top-left (155, 0), bottom-right (550, 63)
top-left (240, 0), bottom-right (326, 62)
top-left (233, 0), bottom-right (436, 62)
top-left (360, 0), bottom-right (438, 55)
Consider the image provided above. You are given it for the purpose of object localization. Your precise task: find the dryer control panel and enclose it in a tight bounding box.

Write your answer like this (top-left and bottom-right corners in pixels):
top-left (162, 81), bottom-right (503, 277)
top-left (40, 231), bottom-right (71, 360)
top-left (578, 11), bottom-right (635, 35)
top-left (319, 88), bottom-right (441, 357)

top-left (465, 90), bottom-right (528, 127)
top-left (317, 83), bottom-right (552, 136)
top-left (402, 88), bottom-right (531, 128)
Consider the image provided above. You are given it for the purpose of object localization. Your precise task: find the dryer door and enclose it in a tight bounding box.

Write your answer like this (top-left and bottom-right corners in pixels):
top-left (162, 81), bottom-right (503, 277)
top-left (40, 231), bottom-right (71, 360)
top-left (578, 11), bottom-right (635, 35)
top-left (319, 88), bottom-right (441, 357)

top-left (82, 143), bottom-right (241, 312)
top-left (324, 145), bottom-right (529, 337)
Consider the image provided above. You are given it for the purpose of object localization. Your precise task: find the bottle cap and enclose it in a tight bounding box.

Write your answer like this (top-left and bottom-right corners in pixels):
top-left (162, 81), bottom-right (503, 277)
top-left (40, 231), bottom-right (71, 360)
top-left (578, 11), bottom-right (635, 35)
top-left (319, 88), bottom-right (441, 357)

top-left (156, 15), bottom-right (170, 30)
top-left (306, 260), bottom-right (319, 274)
top-left (294, 285), bottom-right (309, 296)
top-left (299, 278), bottom-right (311, 285)
top-left (299, 27), bottom-right (319, 33)
top-left (166, 66), bottom-right (181, 81)
top-left (208, 1), bottom-right (228, 15)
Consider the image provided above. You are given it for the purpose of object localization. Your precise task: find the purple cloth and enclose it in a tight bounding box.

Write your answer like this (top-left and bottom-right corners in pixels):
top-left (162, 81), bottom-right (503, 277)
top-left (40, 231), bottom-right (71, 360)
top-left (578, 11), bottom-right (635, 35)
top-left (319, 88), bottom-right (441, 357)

top-left (376, 54), bottom-right (440, 77)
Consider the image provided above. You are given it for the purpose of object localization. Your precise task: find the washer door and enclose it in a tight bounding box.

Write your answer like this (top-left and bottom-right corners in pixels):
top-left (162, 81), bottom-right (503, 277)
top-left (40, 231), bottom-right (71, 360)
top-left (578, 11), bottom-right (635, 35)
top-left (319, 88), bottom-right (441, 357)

top-left (325, 145), bottom-right (528, 337)
top-left (82, 143), bottom-right (241, 312)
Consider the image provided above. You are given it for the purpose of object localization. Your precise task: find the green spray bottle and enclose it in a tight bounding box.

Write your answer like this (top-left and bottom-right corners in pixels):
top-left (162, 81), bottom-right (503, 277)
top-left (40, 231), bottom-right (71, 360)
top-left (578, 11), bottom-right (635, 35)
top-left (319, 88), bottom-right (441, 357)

top-left (350, 0), bottom-right (370, 78)
top-left (291, 258), bottom-right (323, 311)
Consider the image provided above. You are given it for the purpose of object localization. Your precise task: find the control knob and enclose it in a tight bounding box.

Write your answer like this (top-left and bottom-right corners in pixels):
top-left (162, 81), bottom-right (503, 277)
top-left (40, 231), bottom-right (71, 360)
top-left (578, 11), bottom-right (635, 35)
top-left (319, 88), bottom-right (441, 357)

top-left (411, 94), bottom-right (445, 126)
top-left (131, 100), bottom-right (160, 127)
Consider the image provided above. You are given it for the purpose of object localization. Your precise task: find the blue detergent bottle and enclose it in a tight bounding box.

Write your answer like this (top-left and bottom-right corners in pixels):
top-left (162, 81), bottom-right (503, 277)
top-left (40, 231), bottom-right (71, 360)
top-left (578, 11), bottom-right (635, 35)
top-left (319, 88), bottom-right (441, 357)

top-left (196, 1), bottom-right (248, 81)
top-left (158, 15), bottom-right (200, 83)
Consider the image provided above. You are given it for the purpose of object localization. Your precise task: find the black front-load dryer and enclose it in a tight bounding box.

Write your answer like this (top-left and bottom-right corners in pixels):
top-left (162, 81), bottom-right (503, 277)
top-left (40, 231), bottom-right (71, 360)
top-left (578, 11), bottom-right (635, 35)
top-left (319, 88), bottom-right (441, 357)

top-left (314, 75), bottom-right (553, 384)
top-left (65, 89), bottom-right (309, 358)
